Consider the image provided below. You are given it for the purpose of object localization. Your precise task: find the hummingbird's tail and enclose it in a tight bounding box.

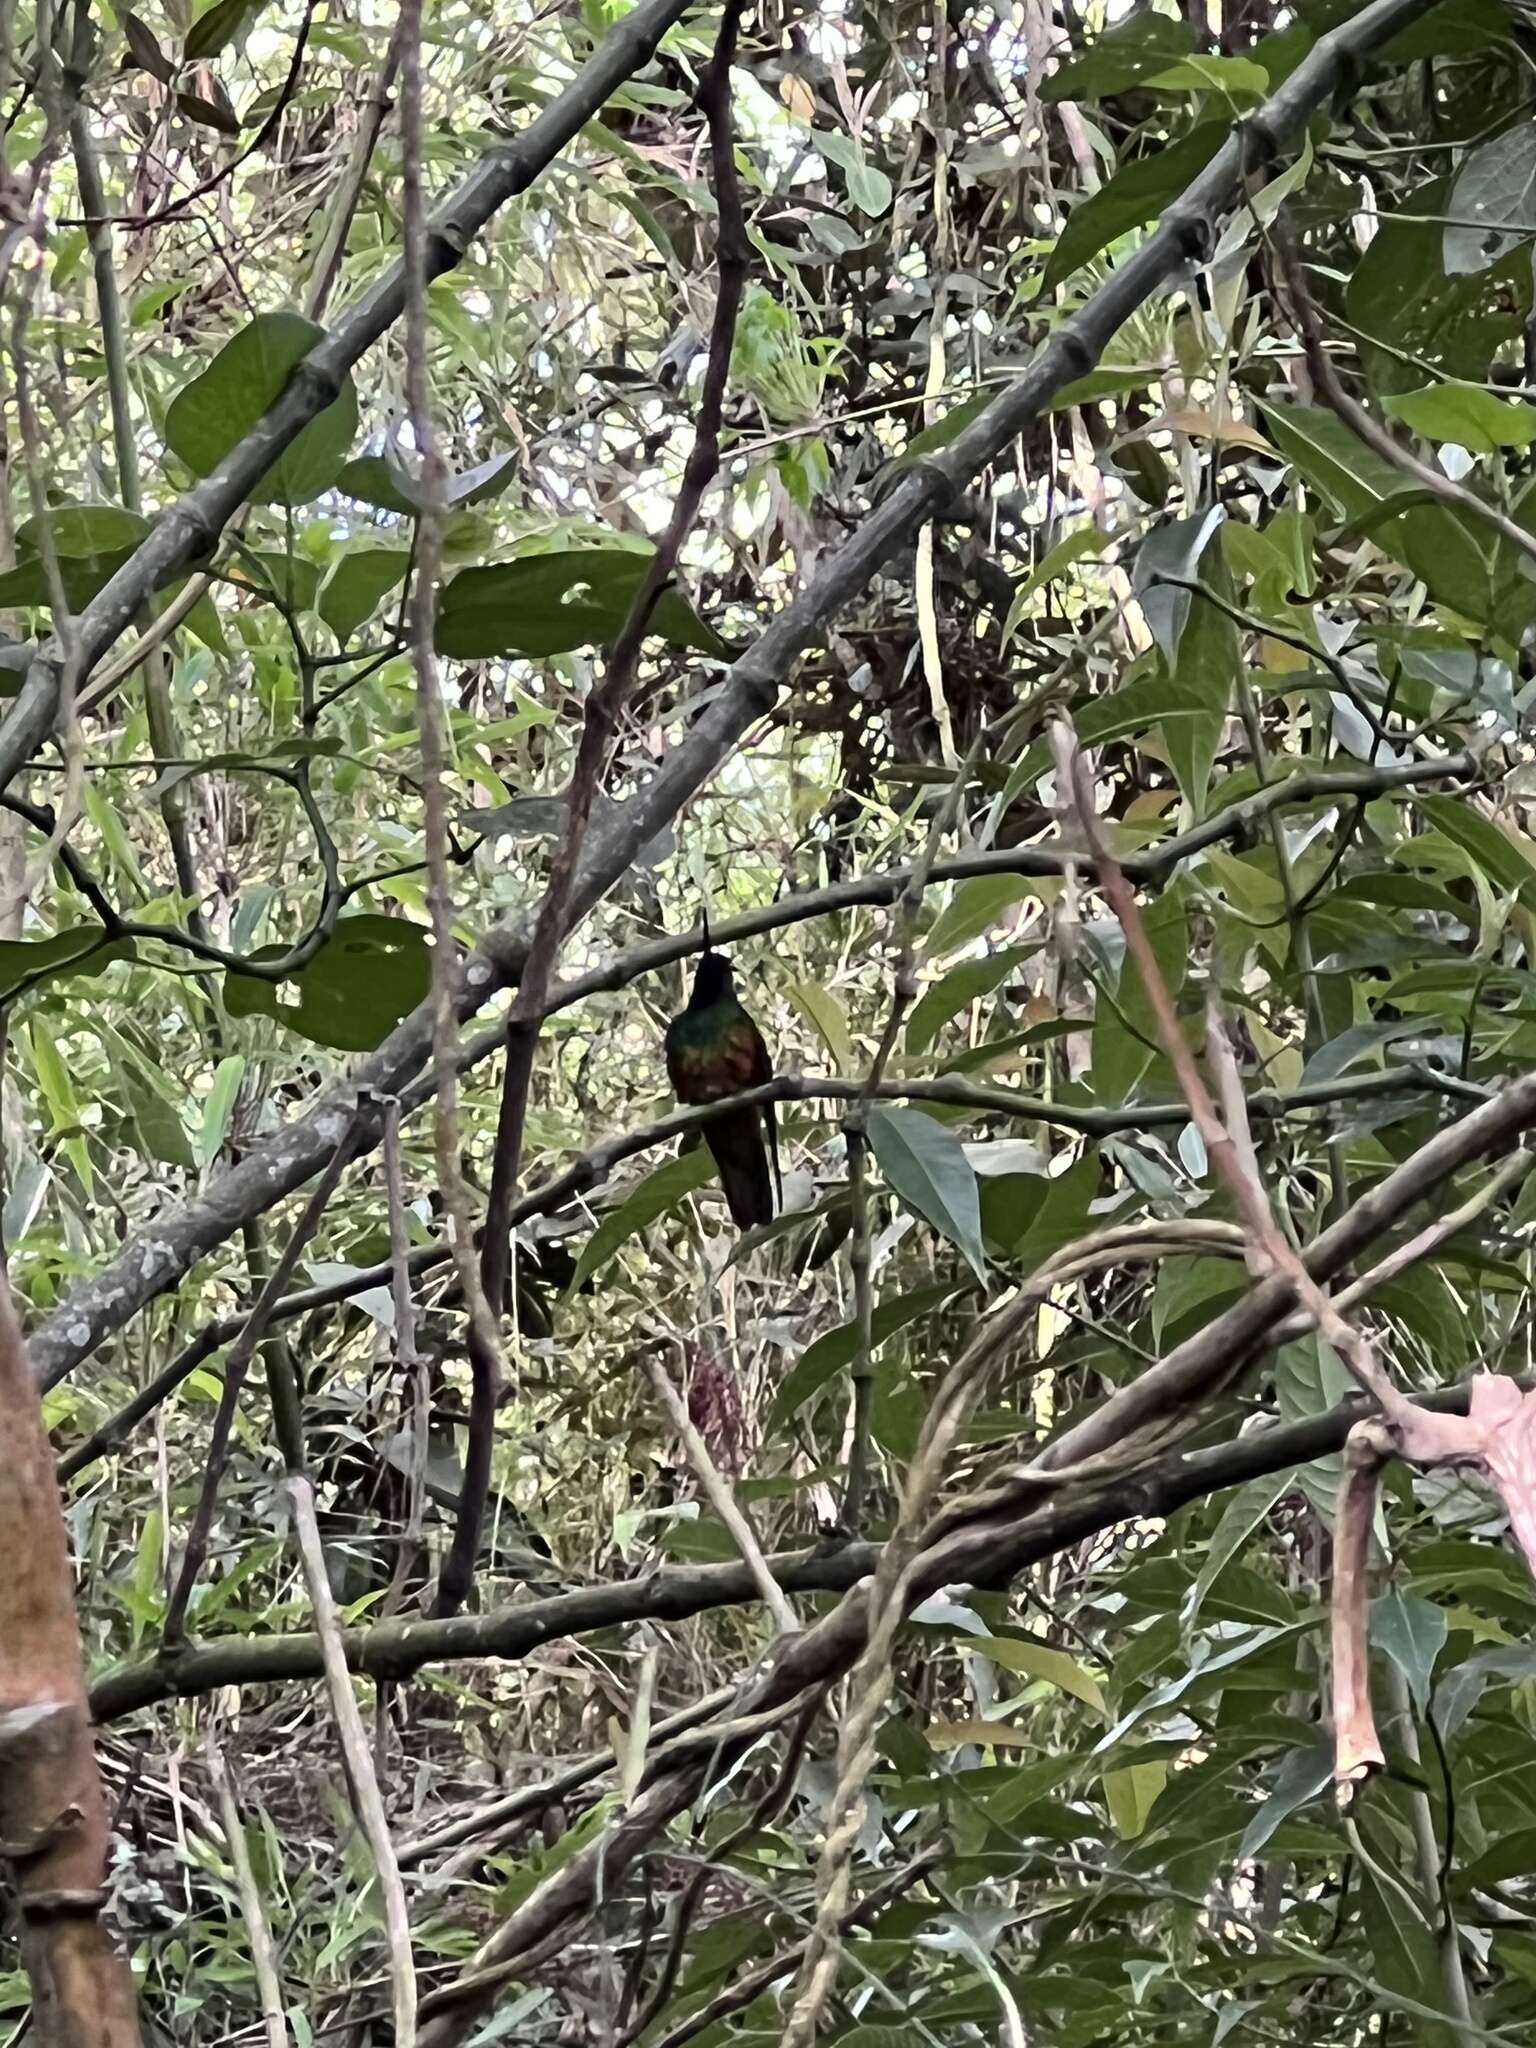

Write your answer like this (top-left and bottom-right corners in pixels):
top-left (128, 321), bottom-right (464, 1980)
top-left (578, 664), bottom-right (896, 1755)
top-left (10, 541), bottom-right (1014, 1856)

top-left (705, 1107), bottom-right (774, 1229)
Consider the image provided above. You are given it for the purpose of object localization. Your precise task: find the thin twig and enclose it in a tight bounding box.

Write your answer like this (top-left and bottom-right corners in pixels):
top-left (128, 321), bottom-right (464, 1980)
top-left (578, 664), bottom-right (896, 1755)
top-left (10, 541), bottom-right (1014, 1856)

top-left (398, 0), bottom-right (510, 1621)
top-left (161, 1123), bottom-right (362, 1647)
top-left (1051, 718), bottom-right (1415, 1428)
top-left (206, 1735), bottom-right (288, 2048)
top-left (290, 1477), bottom-right (417, 2047)
top-left (643, 1347), bottom-right (798, 1634)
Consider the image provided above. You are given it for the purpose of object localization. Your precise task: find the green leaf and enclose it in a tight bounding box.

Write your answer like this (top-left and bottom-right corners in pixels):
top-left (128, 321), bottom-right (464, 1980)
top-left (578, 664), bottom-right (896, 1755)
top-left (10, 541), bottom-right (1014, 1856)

top-left (926, 875), bottom-right (1041, 957)
top-left (165, 311), bottom-right (360, 505)
top-left (198, 1054), bottom-right (246, 1168)
top-left (434, 549), bottom-right (723, 659)
top-left (335, 453), bottom-right (421, 514)
top-left (1382, 380), bottom-right (1536, 452)
top-left (0, 503), bottom-right (157, 612)
top-left (1001, 528), bottom-right (1117, 645)
top-left (0, 924), bottom-right (135, 1000)
top-left (769, 1282), bottom-right (956, 1426)
top-left (319, 548), bottom-right (410, 642)
top-left (1165, 567), bottom-right (1238, 811)
top-left (1275, 1335), bottom-right (1353, 1522)
top-left (1237, 1740), bottom-right (1334, 1859)
top-left (1350, 172), bottom-right (1531, 395)
top-left (898, 388), bottom-right (992, 463)
top-left (866, 1105), bottom-right (987, 1281)
top-left (1042, 11), bottom-right (1194, 102)
top-left (1183, 1471), bottom-right (1292, 1635)
top-left (906, 947), bottom-right (1029, 1054)
top-left (1445, 119), bottom-right (1536, 276)
top-left (1103, 1756), bottom-right (1168, 1839)
top-left (568, 1149), bottom-right (716, 1293)
top-left (1042, 126), bottom-right (1224, 291)
top-left (1092, 881), bottom-right (1187, 1106)
top-left (1434, 1644), bottom-right (1536, 1739)
top-left (122, 1059), bottom-right (196, 1170)
top-left (1144, 54), bottom-right (1268, 96)
top-left (122, 9), bottom-right (175, 81)
top-left (1372, 1589), bottom-right (1447, 1713)
top-left (1419, 793), bottom-right (1536, 904)
top-left (810, 128), bottom-right (892, 215)
top-left (786, 978), bottom-right (853, 1067)
top-left (185, 0), bottom-right (267, 60)
top-left (223, 915), bottom-right (432, 1051)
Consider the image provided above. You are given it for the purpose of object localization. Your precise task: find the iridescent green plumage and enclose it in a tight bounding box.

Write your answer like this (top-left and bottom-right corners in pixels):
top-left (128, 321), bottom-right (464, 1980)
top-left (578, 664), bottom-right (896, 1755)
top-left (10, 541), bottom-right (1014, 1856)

top-left (665, 951), bottom-right (779, 1229)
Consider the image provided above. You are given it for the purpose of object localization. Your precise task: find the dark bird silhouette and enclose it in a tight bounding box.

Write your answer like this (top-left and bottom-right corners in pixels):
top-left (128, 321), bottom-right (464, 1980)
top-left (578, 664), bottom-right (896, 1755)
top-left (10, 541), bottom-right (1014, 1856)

top-left (665, 944), bottom-right (780, 1230)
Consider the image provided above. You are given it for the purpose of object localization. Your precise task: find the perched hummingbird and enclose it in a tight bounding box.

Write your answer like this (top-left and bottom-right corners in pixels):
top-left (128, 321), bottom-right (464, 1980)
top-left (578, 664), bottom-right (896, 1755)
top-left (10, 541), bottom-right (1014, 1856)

top-left (665, 938), bottom-right (780, 1230)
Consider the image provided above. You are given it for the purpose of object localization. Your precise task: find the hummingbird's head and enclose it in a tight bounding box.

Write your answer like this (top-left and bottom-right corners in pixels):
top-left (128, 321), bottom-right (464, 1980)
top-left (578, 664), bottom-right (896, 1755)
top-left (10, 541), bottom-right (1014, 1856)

top-left (690, 950), bottom-right (734, 1005)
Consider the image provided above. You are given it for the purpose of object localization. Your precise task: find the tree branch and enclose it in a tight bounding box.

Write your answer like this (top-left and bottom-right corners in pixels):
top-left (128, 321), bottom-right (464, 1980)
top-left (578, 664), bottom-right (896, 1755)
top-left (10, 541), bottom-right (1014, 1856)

top-left (23, 0), bottom-right (1453, 1389)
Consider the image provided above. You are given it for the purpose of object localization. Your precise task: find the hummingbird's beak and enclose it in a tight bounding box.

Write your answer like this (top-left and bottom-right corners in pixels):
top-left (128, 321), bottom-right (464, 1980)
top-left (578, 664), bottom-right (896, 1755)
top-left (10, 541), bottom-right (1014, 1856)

top-left (701, 905), bottom-right (712, 954)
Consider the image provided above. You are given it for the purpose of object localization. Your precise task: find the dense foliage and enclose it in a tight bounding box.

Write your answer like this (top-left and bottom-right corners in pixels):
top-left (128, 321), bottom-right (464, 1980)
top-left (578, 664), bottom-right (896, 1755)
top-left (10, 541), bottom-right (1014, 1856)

top-left (11, 0), bottom-right (1536, 2043)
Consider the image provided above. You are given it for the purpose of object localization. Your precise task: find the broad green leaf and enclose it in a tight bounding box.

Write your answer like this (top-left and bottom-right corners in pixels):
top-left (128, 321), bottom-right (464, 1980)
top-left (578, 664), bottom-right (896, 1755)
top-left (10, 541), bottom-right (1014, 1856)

top-left (0, 503), bottom-right (159, 611)
top-left (224, 915), bottom-right (431, 1052)
top-left (335, 452), bottom-right (420, 514)
top-left (435, 549), bottom-right (722, 659)
top-left (1445, 119), bottom-right (1536, 276)
top-left (926, 875), bottom-right (1041, 957)
top-left (1144, 54), bottom-right (1267, 95)
top-left (1435, 1644), bottom-right (1536, 1739)
top-left (568, 1149), bottom-right (715, 1293)
top-left (1418, 794), bottom-right (1536, 905)
top-left (1275, 1335), bottom-right (1354, 1522)
top-left (1092, 881), bottom-right (1187, 1106)
top-left (769, 1283), bottom-right (957, 1425)
top-left (867, 1105), bottom-right (987, 1281)
top-left (899, 389), bottom-right (992, 463)
top-left (1165, 565), bottom-right (1238, 811)
top-left (165, 311), bottom-right (360, 505)
top-left (1042, 11), bottom-right (1194, 102)
top-left (0, 924), bottom-right (136, 1001)
top-left (319, 548), bottom-right (409, 642)
top-left (976, 1634), bottom-right (1106, 1713)
top-left (1133, 503), bottom-right (1225, 664)
top-left (198, 1054), bottom-right (246, 1168)
top-left (1042, 126), bottom-right (1224, 290)
top-left (1350, 172), bottom-right (1531, 395)
top-left (810, 128), bottom-right (892, 215)
top-left (1383, 381), bottom-right (1536, 453)
top-left (1372, 1589), bottom-right (1447, 1713)
top-left (983, 1153), bottom-right (1100, 1270)
top-left (906, 947), bottom-right (1028, 1054)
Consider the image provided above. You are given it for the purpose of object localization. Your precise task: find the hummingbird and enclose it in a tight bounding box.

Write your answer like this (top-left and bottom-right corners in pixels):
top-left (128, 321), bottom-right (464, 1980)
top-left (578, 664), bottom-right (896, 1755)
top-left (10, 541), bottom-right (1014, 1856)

top-left (665, 927), bottom-right (780, 1231)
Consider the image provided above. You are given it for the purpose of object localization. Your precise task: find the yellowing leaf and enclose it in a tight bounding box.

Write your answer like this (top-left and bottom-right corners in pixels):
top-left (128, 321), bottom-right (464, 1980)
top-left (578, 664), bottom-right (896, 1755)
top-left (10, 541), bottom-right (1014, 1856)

top-left (1156, 408), bottom-right (1273, 452)
top-left (780, 73), bottom-right (816, 121)
top-left (787, 978), bottom-right (853, 1067)
top-left (975, 1635), bottom-right (1106, 1714)
top-left (927, 1716), bottom-right (1037, 1750)
top-left (1104, 1757), bottom-right (1168, 1838)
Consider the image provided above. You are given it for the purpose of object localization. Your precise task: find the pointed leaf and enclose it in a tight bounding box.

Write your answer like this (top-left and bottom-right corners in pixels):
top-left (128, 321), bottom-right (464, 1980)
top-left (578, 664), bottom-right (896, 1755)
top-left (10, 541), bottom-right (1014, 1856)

top-left (867, 1105), bottom-right (987, 1280)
